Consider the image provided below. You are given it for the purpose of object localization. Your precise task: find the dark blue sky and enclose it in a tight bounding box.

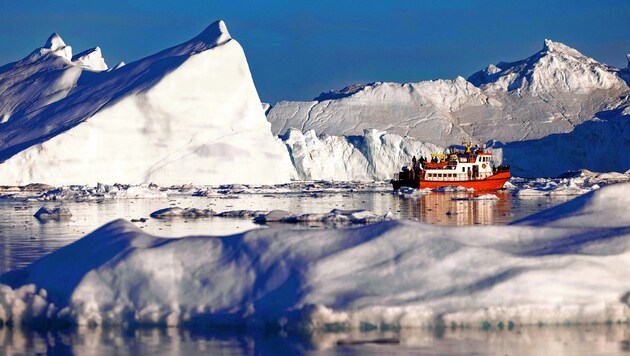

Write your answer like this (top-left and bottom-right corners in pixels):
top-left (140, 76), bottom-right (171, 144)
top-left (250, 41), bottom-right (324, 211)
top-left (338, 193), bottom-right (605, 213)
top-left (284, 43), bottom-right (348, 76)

top-left (2, 1), bottom-right (629, 103)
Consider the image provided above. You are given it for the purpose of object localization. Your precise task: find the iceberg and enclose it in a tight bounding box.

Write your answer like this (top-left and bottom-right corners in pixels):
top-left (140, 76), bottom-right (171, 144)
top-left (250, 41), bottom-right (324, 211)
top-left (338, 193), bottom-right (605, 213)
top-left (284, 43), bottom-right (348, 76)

top-left (1, 183), bottom-right (630, 330)
top-left (0, 21), bottom-right (295, 186)
top-left (267, 40), bottom-right (630, 176)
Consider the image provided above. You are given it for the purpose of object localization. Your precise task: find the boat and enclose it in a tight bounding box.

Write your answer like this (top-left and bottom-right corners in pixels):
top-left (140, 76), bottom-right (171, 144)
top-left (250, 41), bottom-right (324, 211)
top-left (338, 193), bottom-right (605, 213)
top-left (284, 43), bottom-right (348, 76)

top-left (391, 144), bottom-right (510, 191)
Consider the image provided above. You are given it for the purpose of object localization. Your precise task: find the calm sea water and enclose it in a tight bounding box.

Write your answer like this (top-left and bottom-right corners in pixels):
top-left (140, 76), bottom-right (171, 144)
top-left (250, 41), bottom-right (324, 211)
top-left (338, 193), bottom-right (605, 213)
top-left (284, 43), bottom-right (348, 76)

top-left (3, 188), bottom-right (611, 355)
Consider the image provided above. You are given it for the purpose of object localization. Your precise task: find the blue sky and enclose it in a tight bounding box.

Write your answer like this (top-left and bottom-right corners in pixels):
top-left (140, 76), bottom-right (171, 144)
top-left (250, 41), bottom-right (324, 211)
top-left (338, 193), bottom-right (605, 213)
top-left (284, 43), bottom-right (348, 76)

top-left (1, 1), bottom-right (629, 103)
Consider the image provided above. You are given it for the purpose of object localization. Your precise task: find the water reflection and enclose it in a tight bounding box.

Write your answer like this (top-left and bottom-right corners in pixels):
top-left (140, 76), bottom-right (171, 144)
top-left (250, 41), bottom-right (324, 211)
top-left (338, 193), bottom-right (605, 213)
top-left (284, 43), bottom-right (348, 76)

top-left (1, 324), bottom-right (628, 355)
top-left (410, 192), bottom-right (512, 225)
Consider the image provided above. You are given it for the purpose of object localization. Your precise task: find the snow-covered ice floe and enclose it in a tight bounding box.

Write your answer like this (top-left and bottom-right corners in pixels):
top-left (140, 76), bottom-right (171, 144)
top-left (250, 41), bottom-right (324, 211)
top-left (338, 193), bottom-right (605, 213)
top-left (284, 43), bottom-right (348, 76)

top-left (1, 183), bottom-right (630, 330)
top-left (393, 186), bottom-right (432, 198)
top-left (0, 180), bottom-right (394, 202)
top-left (509, 170), bottom-right (629, 197)
top-left (147, 207), bottom-right (393, 226)
top-left (253, 209), bottom-right (394, 225)
top-left (35, 183), bottom-right (167, 201)
top-left (150, 207), bottom-right (215, 219)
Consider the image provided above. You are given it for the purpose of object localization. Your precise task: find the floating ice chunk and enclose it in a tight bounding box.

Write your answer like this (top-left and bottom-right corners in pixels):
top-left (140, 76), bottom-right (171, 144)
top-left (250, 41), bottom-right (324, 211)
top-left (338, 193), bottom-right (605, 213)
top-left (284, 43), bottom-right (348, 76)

top-left (254, 208), bottom-right (393, 225)
top-left (33, 206), bottom-right (72, 221)
top-left (150, 207), bottom-right (214, 219)
top-left (254, 210), bottom-right (293, 222)
top-left (215, 210), bottom-right (268, 218)
top-left (38, 184), bottom-right (166, 201)
top-left (393, 186), bottom-right (432, 198)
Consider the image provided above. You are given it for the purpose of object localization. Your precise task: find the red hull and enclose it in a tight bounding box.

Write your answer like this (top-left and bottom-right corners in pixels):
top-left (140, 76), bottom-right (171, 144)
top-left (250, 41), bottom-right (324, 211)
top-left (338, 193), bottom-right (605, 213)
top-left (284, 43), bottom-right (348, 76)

top-left (420, 171), bottom-right (511, 191)
top-left (392, 171), bottom-right (511, 191)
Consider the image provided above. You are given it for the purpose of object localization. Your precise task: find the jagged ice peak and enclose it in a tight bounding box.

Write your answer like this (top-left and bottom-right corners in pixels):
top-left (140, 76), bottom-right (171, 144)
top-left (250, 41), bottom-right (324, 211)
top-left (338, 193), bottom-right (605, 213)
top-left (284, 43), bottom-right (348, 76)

top-left (41, 32), bottom-right (72, 61)
top-left (541, 39), bottom-right (586, 59)
top-left (194, 20), bottom-right (231, 47)
top-left (72, 47), bottom-right (108, 71)
top-left (44, 33), bottom-right (66, 51)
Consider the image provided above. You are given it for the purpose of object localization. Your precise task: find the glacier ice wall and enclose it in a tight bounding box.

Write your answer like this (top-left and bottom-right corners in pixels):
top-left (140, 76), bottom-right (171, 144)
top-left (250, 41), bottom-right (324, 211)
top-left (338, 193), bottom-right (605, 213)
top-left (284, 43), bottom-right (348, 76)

top-left (282, 128), bottom-right (441, 181)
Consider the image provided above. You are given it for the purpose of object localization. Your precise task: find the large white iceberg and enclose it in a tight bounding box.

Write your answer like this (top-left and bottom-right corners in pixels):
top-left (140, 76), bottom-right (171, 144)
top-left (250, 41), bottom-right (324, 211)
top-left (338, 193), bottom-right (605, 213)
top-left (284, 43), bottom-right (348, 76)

top-left (267, 40), bottom-right (630, 172)
top-left (0, 21), bottom-right (295, 186)
top-left (1, 183), bottom-right (629, 329)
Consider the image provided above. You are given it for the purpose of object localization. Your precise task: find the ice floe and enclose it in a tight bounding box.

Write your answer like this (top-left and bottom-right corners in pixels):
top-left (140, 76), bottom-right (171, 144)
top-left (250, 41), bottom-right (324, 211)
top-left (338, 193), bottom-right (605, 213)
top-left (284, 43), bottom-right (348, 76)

top-left (253, 209), bottom-right (394, 225)
top-left (33, 206), bottom-right (72, 222)
top-left (37, 183), bottom-right (167, 201)
top-left (150, 207), bottom-right (215, 219)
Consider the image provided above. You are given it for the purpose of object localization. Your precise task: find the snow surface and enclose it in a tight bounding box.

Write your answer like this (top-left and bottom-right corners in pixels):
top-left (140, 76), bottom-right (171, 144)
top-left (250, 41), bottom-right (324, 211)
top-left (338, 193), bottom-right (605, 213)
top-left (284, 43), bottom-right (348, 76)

top-left (1, 183), bottom-right (630, 330)
top-left (0, 21), bottom-right (295, 186)
top-left (469, 39), bottom-right (625, 94)
top-left (0, 34), bottom-right (82, 125)
top-left (267, 40), bottom-right (630, 172)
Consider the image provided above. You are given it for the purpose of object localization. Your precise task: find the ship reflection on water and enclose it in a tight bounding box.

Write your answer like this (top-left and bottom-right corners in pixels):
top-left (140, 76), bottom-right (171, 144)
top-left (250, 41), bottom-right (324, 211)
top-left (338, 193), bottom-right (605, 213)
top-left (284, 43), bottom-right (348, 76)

top-left (399, 192), bottom-right (512, 226)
